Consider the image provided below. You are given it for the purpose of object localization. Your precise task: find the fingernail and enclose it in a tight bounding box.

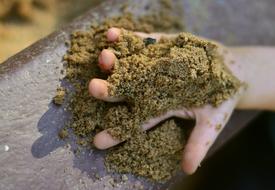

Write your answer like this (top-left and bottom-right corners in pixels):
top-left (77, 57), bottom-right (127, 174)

top-left (107, 27), bottom-right (120, 42)
top-left (89, 79), bottom-right (108, 99)
top-left (101, 50), bottom-right (113, 66)
top-left (99, 50), bottom-right (115, 71)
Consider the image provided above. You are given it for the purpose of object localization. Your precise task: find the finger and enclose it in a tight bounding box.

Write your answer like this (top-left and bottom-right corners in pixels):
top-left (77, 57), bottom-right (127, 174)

top-left (181, 104), bottom-right (234, 174)
top-left (98, 49), bottom-right (116, 72)
top-left (93, 119), bottom-right (168, 150)
top-left (107, 27), bottom-right (177, 42)
top-left (135, 32), bottom-right (177, 41)
top-left (89, 78), bottom-right (123, 102)
top-left (93, 130), bottom-right (121, 149)
top-left (181, 122), bottom-right (222, 175)
top-left (107, 27), bottom-right (121, 42)
top-left (142, 109), bottom-right (195, 131)
top-left (93, 115), bottom-right (170, 150)
top-left (94, 109), bottom-right (195, 149)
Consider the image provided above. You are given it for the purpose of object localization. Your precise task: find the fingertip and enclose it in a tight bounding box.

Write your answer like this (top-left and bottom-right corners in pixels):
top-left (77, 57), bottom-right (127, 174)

top-left (98, 49), bottom-right (116, 71)
top-left (181, 151), bottom-right (197, 175)
top-left (93, 130), bottom-right (121, 150)
top-left (89, 78), bottom-right (109, 100)
top-left (89, 78), bottom-right (124, 102)
top-left (181, 143), bottom-right (202, 175)
top-left (107, 27), bottom-right (121, 42)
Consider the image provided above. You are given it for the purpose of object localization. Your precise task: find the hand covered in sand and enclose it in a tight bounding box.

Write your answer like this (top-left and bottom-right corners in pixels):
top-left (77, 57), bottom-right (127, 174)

top-left (89, 28), bottom-right (245, 174)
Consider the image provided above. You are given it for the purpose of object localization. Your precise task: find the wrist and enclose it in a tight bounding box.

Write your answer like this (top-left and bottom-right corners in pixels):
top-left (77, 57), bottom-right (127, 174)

top-left (229, 47), bottom-right (275, 110)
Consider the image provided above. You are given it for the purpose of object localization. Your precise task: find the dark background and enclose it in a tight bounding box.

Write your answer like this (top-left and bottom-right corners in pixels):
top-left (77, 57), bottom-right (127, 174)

top-left (176, 112), bottom-right (275, 190)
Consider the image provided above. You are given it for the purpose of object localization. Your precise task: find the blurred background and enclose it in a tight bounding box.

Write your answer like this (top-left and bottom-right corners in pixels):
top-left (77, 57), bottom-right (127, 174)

top-left (0, 0), bottom-right (100, 63)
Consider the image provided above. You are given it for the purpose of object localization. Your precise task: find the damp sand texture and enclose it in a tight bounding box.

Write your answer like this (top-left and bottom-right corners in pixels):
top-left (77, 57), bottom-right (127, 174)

top-left (106, 30), bottom-right (241, 140)
top-left (63, 15), bottom-right (240, 181)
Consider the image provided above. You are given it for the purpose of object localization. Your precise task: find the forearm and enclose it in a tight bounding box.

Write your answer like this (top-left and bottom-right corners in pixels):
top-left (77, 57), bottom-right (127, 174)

top-left (230, 47), bottom-right (275, 110)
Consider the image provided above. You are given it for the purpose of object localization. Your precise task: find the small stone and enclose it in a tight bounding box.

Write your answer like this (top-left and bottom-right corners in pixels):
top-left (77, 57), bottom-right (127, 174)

top-left (58, 128), bottom-right (69, 139)
top-left (143, 37), bottom-right (156, 46)
top-left (4, 145), bottom-right (9, 152)
top-left (108, 178), bottom-right (115, 187)
top-left (215, 124), bottom-right (222, 132)
top-left (95, 173), bottom-right (100, 180)
top-left (121, 174), bottom-right (128, 182)
top-left (53, 87), bottom-right (65, 105)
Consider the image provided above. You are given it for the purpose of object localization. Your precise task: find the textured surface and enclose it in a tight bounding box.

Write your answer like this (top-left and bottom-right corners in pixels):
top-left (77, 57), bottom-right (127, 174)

top-left (1, 0), bottom-right (274, 189)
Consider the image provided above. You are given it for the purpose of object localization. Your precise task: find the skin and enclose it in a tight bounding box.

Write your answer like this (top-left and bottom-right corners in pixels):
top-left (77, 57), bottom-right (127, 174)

top-left (89, 27), bottom-right (275, 175)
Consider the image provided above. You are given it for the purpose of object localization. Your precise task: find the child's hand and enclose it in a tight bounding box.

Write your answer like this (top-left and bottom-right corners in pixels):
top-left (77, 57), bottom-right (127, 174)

top-left (89, 28), bottom-right (246, 174)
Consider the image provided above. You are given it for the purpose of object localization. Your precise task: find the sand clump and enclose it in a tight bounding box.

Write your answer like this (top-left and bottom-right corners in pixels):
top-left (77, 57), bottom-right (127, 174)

top-left (106, 119), bottom-right (188, 181)
top-left (61, 5), bottom-right (240, 182)
top-left (53, 87), bottom-right (65, 105)
top-left (106, 29), bottom-right (240, 140)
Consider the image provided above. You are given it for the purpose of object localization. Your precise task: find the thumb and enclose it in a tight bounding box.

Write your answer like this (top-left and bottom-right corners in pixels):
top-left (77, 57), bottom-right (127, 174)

top-left (181, 105), bottom-right (233, 174)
